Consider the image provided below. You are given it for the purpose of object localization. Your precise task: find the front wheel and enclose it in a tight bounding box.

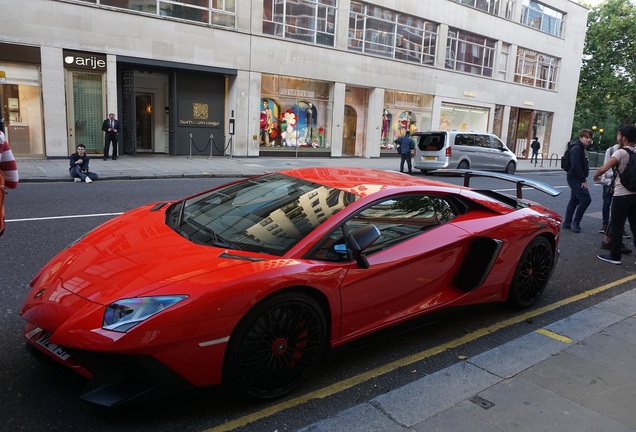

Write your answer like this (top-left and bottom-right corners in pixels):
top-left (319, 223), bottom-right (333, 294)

top-left (223, 292), bottom-right (328, 399)
top-left (507, 237), bottom-right (553, 309)
top-left (505, 161), bottom-right (516, 175)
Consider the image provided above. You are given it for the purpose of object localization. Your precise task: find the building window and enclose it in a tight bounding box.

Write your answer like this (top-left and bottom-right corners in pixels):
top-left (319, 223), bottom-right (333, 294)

top-left (348, 1), bottom-right (437, 66)
top-left (514, 47), bottom-right (559, 90)
top-left (520, 0), bottom-right (564, 37)
top-left (498, 43), bottom-right (510, 80)
top-left (445, 29), bottom-right (495, 77)
top-left (86, 0), bottom-right (236, 28)
top-left (450, 0), bottom-right (499, 15)
top-left (263, 0), bottom-right (337, 46)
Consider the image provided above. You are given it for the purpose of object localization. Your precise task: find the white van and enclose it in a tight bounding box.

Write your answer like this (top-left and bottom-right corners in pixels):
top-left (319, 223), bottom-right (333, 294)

top-left (412, 131), bottom-right (517, 174)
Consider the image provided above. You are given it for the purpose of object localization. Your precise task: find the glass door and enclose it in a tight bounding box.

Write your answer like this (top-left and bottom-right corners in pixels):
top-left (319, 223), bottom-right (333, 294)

top-left (68, 71), bottom-right (105, 154)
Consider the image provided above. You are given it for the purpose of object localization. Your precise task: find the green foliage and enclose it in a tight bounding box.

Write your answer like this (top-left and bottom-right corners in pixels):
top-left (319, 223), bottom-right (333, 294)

top-left (574, 0), bottom-right (636, 149)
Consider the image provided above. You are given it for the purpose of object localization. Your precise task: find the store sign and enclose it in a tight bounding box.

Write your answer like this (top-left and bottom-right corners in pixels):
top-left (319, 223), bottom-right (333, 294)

top-left (281, 88), bottom-right (315, 98)
top-left (63, 50), bottom-right (107, 71)
top-left (179, 102), bottom-right (221, 127)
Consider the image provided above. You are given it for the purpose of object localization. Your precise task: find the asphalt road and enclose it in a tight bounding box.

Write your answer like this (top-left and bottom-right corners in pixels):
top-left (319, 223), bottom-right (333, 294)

top-left (1, 174), bottom-right (632, 432)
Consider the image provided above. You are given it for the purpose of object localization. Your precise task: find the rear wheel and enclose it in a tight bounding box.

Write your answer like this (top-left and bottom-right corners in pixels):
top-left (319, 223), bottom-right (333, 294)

top-left (505, 161), bottom-right (516, 175)
top-left (223, 292), bottom-right (328, 399)
top-left (458, 160), bottom-right (470, 169)
top-left (507, 237), bottom-right (553, 309)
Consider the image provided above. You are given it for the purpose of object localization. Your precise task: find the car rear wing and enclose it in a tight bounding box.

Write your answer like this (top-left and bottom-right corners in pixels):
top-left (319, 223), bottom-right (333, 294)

top-left (428, 169), bottom-right (561, 199)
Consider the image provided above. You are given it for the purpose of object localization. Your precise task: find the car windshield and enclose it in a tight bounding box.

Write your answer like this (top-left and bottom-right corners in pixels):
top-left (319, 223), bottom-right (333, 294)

top-left (169, 173), bottom-right (359, 256)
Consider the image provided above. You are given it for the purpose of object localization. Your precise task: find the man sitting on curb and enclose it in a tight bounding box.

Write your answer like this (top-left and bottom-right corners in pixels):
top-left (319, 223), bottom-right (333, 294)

top-left (69, 144), bottom-right (99, 183)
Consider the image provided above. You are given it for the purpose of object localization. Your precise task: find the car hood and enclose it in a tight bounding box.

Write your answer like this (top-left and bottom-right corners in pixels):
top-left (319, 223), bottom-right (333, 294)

top-left (49, 204), bottom-right (257, 305)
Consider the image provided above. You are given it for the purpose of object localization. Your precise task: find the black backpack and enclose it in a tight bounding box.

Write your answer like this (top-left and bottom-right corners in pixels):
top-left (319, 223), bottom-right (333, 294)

top-left (561, 142), bottom-right (576, 172)
top-left (618, 148), bottom-right (636, 192)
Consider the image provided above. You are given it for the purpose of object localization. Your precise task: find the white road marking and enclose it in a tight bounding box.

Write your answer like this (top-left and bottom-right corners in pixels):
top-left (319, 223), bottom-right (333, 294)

top-left (6, 212), bottom-right (124, 223)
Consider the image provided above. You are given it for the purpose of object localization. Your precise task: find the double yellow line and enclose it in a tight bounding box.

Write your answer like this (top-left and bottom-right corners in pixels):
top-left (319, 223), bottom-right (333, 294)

top-left (205, 274), bottom-right (636, 432)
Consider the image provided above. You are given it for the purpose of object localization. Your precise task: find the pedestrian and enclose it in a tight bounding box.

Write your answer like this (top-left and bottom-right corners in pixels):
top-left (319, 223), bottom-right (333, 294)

top-left (395, 130), bottom-right (415, 173)
top-left (69, 144), bottom-right (99, 183)
top-left (598, 138), bottom-right (631, 254)
top-left (562, 129), bottom-right (592, 233)
top-left (101, 113), bottom-right (119, 160)
top-left (0, 119), bottom-right (19, 237)
top-left (594, 125), bottom-right (636, 265)
top-left (530, 137), bottom-right (540, 163)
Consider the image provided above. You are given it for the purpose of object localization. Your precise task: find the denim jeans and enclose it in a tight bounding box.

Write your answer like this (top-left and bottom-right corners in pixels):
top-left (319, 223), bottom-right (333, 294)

top-left (400, 153), bottom-right (412, 172)
top-left (607, 194), bottom-right (636, 258)
top-left (70, 165), bottom-right (99, 182)
top-left (564, 176), bottom-right (591, 224)
top-left (602, 185), bottom-right (613, 226)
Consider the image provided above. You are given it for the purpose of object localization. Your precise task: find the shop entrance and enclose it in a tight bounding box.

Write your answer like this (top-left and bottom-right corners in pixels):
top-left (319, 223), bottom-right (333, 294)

top-left (135, 93), bottom-right (153, 151)
top-left (66, 71), bottom-right (105, 154)
top-left (343, 105), bottom-right (357, 156)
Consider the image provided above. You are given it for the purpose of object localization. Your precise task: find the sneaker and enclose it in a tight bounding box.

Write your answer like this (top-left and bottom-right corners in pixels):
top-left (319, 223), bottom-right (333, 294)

top-left (599, 224), bottom-right (607, 234)
top-left (570, 222), bottom-right (581, 233)
top-left (85, 177), bottom-right (93, 183)
top-left (74, 178), bottom-right (81, 183)
top-left (597, 254), bottom-right (621, 265)
top-left (561, 222), bottom-right (571, 230)
top-left (623, 230), bottom-right (631, 239)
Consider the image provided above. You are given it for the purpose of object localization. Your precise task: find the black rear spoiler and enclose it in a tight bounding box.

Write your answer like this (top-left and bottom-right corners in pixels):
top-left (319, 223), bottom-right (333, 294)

top-left (428, 169), bottom-right (561, 199)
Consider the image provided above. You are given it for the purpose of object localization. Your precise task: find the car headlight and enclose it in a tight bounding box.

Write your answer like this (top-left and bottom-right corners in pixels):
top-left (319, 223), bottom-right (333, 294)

top-left (102, 295), bottom-right (188, 332)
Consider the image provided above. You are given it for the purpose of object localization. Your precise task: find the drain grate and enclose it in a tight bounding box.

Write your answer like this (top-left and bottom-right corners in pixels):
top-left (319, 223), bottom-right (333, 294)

top-left (469, 395), bottom-right (495, 410)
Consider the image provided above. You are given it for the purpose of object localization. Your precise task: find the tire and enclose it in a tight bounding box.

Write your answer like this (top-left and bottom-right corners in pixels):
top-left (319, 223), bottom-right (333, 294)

top-left (458, 160), bottom-right (470, 169)
top-left (505, 161), bottom-right (516, 175)
top-left (223, 292), bottom-right (328, 399)
top-left (507, 237), bottom-right (553, 309)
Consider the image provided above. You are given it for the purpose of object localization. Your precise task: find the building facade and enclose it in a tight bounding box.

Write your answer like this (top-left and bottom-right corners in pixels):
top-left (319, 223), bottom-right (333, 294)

top-left (0, 0), bottom-right (587, 162)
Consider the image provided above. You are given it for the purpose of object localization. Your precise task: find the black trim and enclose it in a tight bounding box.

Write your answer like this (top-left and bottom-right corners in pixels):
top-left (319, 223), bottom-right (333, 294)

top-left (117, 56), bottom-right (237, 76)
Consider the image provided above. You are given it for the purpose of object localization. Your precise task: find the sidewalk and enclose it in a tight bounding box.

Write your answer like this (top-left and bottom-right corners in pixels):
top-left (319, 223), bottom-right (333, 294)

top-left (18, 154), bottom-right (635, 432)
top-left (298, 288), bottom-right (636, 432)
top-left (15, 154), bottom-right (561, 182)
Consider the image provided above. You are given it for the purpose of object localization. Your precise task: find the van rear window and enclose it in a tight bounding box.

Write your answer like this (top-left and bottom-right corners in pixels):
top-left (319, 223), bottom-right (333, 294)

top-left (416, 133), bottom-right (446, 151)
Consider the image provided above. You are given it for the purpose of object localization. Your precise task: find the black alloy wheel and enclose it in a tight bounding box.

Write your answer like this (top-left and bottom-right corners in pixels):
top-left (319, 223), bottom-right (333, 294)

top-left (507, 236), bottom-right (554, 309)
top-left (223, 292), bottom-right (328, 399)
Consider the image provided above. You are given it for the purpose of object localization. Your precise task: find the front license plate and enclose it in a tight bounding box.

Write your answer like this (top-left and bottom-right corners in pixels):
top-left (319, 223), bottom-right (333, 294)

top-left (424, 156), bottom-right (436, 161)
top-left (36, 331), bottom-right (71, 361)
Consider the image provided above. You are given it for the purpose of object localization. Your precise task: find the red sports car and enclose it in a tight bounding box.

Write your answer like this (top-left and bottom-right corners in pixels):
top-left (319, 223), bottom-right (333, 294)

top-left (20, 167), bottom-right (561, 406)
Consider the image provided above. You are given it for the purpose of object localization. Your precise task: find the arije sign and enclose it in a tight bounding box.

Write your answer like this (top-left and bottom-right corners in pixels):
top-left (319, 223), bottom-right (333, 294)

top-left (63, 50), bottom-right (107, 71)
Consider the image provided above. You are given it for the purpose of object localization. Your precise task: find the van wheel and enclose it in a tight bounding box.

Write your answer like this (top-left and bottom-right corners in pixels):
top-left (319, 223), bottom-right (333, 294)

top-left (458, 160), bottom-right (470, 170)
top-left (505, 161), bottom-right (516, 175)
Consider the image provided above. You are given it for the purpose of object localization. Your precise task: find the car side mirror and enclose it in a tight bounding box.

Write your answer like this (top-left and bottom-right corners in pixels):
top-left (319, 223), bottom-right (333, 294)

top-left (347, 224), bottom-right (381, 269)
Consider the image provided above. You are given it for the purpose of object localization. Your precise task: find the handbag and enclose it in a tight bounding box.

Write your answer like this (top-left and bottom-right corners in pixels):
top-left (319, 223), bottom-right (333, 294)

top-left (0, 170), bottom-right (6, 237)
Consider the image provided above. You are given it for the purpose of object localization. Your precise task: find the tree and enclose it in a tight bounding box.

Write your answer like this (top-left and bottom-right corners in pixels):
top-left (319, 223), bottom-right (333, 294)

top-left (575, 0), bottom-right (636, 148)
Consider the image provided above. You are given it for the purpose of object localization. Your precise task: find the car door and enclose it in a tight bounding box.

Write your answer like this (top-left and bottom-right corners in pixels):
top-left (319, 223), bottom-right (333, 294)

top-left (310, 194), bottom-right (473, 341)
top-left (474, 134), bottom-right (495, 170)
top-left (490, 135), bottom-right (512, 171)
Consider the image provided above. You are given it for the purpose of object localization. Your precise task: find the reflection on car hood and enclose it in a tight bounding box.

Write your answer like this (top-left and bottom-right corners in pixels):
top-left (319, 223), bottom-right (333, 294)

top-left (54, 204), bottom-right (253, 305)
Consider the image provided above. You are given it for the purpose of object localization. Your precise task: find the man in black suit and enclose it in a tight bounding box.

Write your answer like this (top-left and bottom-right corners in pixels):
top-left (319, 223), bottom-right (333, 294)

top-left (101, 113), bottom-right (119, 160)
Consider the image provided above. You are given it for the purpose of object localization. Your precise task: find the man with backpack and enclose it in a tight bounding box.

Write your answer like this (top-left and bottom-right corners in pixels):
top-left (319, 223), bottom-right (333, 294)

top-left (594, 125), bottom-right (636, 265)
top-left (562, 129), bottom-right (593, 233)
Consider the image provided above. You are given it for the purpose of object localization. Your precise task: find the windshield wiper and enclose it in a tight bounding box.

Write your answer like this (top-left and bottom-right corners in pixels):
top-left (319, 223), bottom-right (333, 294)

top-left (184, 217), bottom-right (241, 249)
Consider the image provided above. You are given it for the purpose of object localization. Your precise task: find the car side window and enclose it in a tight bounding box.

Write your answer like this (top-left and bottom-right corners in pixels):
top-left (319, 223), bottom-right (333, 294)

top-left (475, 134), bottom-right (491, 148)
top-left (492, 136), bottom-right (505, 150)
top-left (455, 134), bottom-right (473, 147)
top-left (348, 195), bottom-right (459, 255)
top-left (307, 195), bottom-right (458, 262)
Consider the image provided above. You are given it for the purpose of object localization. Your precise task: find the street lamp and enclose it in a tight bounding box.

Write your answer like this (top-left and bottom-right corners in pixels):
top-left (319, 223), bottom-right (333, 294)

top-left (592, 125), bottom-right (603, 151)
